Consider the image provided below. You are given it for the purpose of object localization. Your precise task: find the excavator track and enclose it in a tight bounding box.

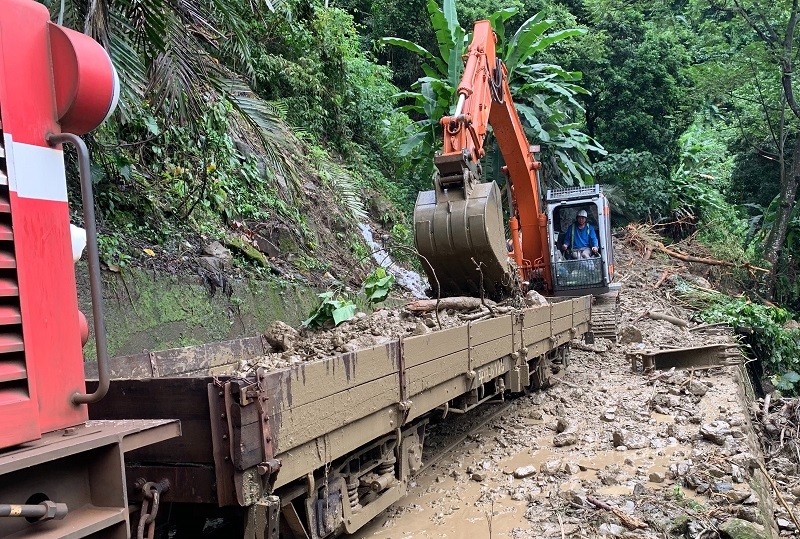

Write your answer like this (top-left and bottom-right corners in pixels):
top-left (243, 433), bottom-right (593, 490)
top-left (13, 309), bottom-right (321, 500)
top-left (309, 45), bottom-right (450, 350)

top-left (590, 291), bottom-right (620, 343)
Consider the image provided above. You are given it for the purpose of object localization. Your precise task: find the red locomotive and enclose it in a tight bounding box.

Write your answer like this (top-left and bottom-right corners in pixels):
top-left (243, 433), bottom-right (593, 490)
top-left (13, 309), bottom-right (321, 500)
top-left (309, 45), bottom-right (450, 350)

top-left (0, 1), bottom-right (179, 537)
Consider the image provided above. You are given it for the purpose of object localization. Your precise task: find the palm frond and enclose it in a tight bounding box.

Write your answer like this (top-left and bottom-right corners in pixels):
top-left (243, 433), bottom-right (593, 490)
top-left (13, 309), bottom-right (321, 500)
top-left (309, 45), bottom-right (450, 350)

top-left (220, 78), bottom-right (302, 194)
top-left (320, 163), bottom-right (368, 222)
top-left (147, 14), bottom-right (213, 124)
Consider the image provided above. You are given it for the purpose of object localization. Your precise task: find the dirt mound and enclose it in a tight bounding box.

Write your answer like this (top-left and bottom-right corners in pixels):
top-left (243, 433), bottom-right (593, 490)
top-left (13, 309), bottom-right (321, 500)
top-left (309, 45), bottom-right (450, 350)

top-left (248, 301), bottom-right (499, 372)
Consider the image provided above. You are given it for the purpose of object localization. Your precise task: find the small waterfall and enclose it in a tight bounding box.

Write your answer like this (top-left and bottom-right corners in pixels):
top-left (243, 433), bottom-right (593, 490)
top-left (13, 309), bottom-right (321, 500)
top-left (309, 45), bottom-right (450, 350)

top-left (357, 224), bottom-right (428, 299)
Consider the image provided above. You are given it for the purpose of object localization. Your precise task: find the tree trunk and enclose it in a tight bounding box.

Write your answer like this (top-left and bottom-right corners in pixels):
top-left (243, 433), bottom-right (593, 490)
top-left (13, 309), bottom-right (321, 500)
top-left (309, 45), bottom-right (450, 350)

top-left (763, 134), bottom-right (800, 269)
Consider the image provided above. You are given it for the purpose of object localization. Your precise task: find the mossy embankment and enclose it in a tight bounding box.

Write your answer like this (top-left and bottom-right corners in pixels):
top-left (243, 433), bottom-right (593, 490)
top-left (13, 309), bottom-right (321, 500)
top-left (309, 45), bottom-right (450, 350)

top-left (76, 266), bottom-right (320, 359)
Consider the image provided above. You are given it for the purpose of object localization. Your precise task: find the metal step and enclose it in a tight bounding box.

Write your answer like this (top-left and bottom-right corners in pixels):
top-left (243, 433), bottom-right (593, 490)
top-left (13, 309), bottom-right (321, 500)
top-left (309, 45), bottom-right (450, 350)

top-left (0, 223), bottom-right (12, 241)
top-left (0, 249), bottom-right (15, 269)
top-left (0, 359), bottom-right (25, 383)
top-left (0, 305), bottom-right (21, 325)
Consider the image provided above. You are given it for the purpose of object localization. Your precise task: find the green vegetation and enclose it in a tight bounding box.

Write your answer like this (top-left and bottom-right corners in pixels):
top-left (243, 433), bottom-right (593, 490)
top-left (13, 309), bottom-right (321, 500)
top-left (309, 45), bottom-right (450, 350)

top-left (383, 0), bottom-right (602, 185)
top-left (363, 267), bottom-right (395, 305)
top-left (302, 291), bottom-right (358, 327)
top-left (676, 281), bottom-right (800, 394)
top-left (44, 0), bottom-right (800, 382)
top-left (302, 267), bottom-right (395, 327)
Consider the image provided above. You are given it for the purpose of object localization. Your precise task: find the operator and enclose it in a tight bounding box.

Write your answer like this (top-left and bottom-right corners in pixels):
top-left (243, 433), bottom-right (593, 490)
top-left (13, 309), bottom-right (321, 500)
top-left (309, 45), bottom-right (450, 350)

top-left (561, 210), bottom-right (599, 259)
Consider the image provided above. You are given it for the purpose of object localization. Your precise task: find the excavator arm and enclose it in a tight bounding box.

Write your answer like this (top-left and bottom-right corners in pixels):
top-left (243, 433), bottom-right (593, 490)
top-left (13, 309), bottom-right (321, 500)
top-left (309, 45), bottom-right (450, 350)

top-left (414, 20), bottom-right (552, 298)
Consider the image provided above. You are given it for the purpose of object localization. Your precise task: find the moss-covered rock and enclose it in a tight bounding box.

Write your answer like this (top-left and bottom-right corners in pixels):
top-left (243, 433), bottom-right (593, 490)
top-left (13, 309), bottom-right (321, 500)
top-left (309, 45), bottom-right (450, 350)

top-left (719, 518), bottom-right (768, 539)
top-left (669, 514), bottom-right (690, 534)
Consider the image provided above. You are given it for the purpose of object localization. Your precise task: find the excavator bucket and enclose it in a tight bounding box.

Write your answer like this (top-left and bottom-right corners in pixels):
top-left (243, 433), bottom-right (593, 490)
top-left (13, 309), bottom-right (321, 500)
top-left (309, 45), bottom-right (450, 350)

top-left (414, 181), bottom-right (514, 299)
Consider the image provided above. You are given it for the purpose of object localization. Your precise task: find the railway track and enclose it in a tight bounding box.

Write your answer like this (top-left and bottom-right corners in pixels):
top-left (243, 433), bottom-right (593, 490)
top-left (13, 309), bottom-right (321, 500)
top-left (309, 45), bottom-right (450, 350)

top-left (419, 400), bottom-right (514, 476)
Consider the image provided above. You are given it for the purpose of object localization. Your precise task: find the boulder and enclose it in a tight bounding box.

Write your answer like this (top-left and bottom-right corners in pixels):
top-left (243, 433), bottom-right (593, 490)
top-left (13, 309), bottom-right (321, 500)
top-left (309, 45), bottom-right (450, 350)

top-left (513, 465), bottom-right (537, 479)
top-left (619, 325), bottom-right (643, 344)
top-left (540, 459), bottom-right (562, 474)
top-left (203, 240), bottom-right (232, 260)
top-left (700, 421), bottom-right (732, 445)
top-left (263, 321), bottom-right (299, 352)
top-left (718, 518), bottom-right (768, 539)
top-left (525, 290), bottom-right (549, 307)
top-left (554, 432), bottom-right (578, 447)
top-left (649, 471), bottom-right (666, 483)
top-left (612, 429), bottom-right (649, 449)
top-left (686, 380), bottom-right (709, 396)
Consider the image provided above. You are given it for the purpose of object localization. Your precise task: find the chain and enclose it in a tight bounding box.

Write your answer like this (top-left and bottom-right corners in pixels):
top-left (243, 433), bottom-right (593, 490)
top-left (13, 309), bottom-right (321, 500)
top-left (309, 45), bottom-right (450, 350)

top-left (135, 479), bottom-right (170, 539)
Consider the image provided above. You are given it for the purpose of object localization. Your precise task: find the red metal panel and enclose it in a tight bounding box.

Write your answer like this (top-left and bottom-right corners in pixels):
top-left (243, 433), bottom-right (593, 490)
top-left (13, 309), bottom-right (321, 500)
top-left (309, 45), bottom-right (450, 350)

top-left (0, 1), bottom-right (54, 148)
top-left (11, 194), bottom-right (86, 432)
top-left (0, 0), bottom-right (86, 442)
top-left (0, 396), bottom-right (40, 447)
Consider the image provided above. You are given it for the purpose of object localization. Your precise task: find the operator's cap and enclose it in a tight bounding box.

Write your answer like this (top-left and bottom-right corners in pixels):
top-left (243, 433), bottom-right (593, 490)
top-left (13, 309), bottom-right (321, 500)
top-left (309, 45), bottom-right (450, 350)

top-left (577, 210), bottom-right (588, 218)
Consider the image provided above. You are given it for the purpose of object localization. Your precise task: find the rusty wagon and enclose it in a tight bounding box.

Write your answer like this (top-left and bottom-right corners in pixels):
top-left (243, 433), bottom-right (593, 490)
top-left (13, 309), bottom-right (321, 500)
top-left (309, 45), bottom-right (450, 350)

top-left (86, 297), bottom-right (590, 538)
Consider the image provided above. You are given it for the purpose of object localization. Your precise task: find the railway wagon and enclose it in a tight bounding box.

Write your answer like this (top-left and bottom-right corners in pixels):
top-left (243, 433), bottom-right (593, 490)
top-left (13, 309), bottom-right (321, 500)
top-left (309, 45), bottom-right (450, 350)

top-left (87, 297), bottom-right (591, 538)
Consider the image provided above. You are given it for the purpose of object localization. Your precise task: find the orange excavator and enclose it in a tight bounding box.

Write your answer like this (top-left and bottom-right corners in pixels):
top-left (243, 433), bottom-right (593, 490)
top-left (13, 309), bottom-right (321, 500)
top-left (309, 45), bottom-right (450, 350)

top-left (414, 20), bottom-right (619, 337)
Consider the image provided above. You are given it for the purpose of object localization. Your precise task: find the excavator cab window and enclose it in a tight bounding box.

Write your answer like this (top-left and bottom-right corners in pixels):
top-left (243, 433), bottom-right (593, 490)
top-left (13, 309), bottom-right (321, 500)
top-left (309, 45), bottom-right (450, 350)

top-left (551, 205), bottom-right (604, 289)
top-left (553, 206), bottom-right (601, 253)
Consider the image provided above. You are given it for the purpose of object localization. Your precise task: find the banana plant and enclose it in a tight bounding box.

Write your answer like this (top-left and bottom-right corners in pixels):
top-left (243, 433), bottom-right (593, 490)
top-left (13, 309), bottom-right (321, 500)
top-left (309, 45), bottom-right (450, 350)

top-left (383, 2), bottom-right (605, 185)
top-left (381, 0), bottom-right (465, 173)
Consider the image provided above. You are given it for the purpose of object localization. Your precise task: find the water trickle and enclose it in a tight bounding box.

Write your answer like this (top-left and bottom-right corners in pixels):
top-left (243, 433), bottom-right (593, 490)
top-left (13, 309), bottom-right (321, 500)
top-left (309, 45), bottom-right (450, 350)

top-left (357, 224), bottom-right (428, 299)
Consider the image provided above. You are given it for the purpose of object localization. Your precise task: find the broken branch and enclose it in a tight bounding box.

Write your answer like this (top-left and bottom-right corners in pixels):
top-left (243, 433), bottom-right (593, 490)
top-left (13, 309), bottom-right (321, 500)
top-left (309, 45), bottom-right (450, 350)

top-left (654, 269), bottom-right (671, 288)
top-left (645, 311), bottom-right (690, 328)
top-left (586, 495), bottom-right (648, 529)
top-left (625, 224), bottom-right (769, 273)
top-left (756, 459), bottom-right (800, 532)
top-left (406, 297), bottom-right (497, 313)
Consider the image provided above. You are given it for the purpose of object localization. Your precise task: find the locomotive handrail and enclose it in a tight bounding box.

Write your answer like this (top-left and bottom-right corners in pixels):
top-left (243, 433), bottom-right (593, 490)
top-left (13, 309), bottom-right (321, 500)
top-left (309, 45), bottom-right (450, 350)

top-left (47, 132), bottom-right (110, 405)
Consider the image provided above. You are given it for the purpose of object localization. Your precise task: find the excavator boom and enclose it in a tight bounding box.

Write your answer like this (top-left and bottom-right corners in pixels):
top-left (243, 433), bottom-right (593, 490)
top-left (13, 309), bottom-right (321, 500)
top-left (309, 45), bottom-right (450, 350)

top-left (414, 20), bottom-right (551, 298)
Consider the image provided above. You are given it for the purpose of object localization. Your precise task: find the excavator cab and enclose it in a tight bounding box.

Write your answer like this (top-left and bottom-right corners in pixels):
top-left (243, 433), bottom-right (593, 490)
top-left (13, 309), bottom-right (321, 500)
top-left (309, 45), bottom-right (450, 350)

top-left (546, 186), bottom-right (615, 296)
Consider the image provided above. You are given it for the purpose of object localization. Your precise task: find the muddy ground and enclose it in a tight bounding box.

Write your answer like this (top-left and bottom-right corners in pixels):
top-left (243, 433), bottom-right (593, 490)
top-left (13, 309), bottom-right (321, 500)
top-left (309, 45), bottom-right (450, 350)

top-left (343, 244), bottom-right (800, 538)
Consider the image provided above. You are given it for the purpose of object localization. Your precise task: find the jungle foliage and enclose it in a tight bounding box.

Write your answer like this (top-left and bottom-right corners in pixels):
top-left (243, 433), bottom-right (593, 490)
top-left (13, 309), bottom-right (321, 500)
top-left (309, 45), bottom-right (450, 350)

top-left (40, 0), bottom-right (800, 383)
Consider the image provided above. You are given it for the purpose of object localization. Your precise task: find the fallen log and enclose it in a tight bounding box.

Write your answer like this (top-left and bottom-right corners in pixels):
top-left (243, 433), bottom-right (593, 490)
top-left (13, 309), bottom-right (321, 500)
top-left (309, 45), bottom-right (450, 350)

top-left (405, 297), bottom-right (496, 313)
top-left (626, 225), bottom-right (769, 273)
top-left (645, 311), bottom-right (690, 328)
top-left (586, 495), bottom-right (648, 529)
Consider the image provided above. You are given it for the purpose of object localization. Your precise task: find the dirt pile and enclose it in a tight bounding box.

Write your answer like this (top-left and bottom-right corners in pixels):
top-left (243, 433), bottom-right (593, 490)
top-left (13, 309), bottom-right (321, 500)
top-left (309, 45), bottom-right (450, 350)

top-left (247, 295), bottom-right (533, 372)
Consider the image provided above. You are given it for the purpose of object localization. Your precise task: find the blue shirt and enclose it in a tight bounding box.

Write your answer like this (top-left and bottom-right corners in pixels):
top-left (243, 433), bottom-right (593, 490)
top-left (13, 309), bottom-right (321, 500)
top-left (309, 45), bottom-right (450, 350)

top-left (564, 222), bottom-right (598, 250)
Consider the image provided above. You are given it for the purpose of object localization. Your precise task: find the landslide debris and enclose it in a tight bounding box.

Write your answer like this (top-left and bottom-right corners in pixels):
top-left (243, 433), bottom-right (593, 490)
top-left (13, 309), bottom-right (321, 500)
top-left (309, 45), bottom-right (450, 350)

top-left (356, 239), bottom-right (792, 539)
top-left (244, 294), bottom-right (530, 373)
